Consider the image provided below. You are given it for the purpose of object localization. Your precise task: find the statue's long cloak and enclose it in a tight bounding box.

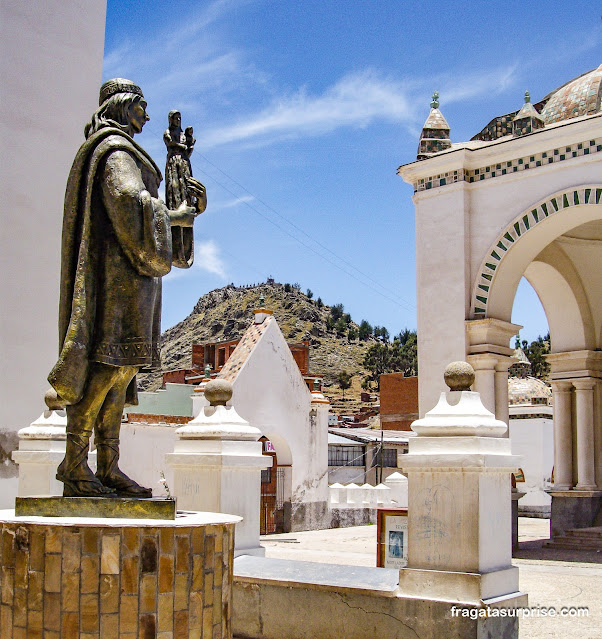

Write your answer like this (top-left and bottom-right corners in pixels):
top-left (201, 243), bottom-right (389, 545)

top-left (48, 127), bottom-right (193, 405)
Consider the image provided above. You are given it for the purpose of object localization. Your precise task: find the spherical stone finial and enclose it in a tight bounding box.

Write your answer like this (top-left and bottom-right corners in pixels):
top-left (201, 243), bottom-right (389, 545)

top-left (430, 90), bottom-right (440, 109)
top-left (444, 361), bottom-right (475, 391)
top-left (204, 379), bottom-right (233, 406)
top-left (524, 90), bottom-right (531, 104)
top-left (44, 387), bottom-right (65, 411)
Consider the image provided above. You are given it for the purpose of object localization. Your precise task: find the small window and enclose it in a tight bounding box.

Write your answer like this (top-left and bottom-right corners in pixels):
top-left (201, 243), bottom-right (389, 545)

top-left (372, 448), bottom-right (398, 468)
top-left (328, 445), bottom-right (365, 467)
top-left (261, 468), bottom-right (272, 484)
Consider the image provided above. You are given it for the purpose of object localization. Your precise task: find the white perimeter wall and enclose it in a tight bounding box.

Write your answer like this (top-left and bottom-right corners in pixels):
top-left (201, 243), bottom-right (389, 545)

top-left (0, 0), bottom-right (107, 507)
top-left (509, 416), bottom-right (554, 511)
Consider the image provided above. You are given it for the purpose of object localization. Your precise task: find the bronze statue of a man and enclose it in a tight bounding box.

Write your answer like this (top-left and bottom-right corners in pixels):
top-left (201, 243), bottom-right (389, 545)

top-left (48, 78), bottom-right (206, 497)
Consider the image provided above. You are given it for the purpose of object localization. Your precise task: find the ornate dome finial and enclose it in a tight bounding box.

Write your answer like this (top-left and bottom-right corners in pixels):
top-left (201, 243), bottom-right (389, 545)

top-left (512, 89), bottom-right (544, 137)
top-left (417, 91), bottom-right (451, 161)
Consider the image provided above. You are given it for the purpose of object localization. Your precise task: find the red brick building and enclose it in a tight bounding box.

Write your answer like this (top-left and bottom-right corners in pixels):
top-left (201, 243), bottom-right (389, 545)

top-left (379, 373), bottom-right (419, 431)
top-left (162, 339), bottom-right (320, 390)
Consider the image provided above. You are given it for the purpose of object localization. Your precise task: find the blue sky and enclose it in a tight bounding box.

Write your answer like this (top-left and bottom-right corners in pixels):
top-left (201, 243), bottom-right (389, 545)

top-left (103, 0), bottom-right (600, 343)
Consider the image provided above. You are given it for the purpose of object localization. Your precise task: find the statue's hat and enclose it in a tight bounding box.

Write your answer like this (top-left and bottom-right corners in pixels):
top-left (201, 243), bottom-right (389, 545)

top-left (99, 78), bottom-right (144, 106)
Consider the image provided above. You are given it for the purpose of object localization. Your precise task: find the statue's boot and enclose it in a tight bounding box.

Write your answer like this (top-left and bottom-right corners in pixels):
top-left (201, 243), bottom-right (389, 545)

top-left (95, 436), bottom-right (152, 498)
top-left (56, 432), bottom-right (116, 497)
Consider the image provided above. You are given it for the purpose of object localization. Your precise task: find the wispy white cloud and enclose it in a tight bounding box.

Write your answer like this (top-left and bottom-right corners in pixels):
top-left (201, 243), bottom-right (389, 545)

top-left (202, 70), bottom-right (414, 147)
top-left (103, 0), bottom-right (260, 95)
top-left (167, 0), bottom-right (256, 44)
top-left (437, 64), bottom-right (519, 104)
top-left (202, 64), bottom-right (519, 149)
top-left (211, 195), bottom-right (255, 211)
top-left (195, 240), bottom-right (228, 278)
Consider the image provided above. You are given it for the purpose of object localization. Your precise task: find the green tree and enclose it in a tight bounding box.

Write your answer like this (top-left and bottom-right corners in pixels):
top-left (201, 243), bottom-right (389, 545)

top-left (391, 330), bottom-right (418, 376)
top-left (316, 297), bottom-right (323, 308)
top-left (358, 320), bottom-right (373, 341)
top-left (363, 330), bottom-right (418, 388)
top-left (335, 316), bottom-right (348, 337)
top-left (306, 288), bottom-right (314, 299)
top-left (348, 326), bottom-right (358, 341)
top-left (330, 303), bottom-right (345, 321)
top-left (337, 370), bottom-right (353, 400)
top-left (362, 343), bottom-right (392, 390)
top-left (522, 332), bottom-right (551, 379)
top-left (284, 283), bottom-right (291, 292)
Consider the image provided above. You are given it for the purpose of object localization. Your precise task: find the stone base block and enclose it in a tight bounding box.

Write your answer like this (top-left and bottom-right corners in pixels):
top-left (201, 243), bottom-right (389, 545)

top-left (397, 566), bottom-right (520, 603)
top-left (233, 556), bottom-right (527, 639)
top-left (549, 491), bottom-right (602, 538)
top-left (15, 496), bottom-right (177, 520)
top-left (0, 509), bottom-right (240, 638)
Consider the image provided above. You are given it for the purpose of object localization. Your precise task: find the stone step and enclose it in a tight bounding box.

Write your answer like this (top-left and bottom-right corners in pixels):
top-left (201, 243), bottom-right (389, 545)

top-left (543, 539), bottom-right (602, 552)
top-left (544, 526), bottom-right (602, 551)
top-left (565, 526), bottom-right (602, 539)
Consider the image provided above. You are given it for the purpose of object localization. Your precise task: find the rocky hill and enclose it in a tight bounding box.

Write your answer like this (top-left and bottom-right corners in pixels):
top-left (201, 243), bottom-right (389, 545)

top-left (139, 281), bottom-right (378, 408)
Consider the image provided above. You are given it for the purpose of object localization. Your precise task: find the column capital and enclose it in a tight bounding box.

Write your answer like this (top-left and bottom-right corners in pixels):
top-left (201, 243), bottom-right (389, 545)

top-left (550, 380), bottom-right (574, 393)
top-left (494, 357), bottom-right (515, 373)
top-left (466, 353), bottom-right (499, 370)
top-left (466, 318), bottom-right (522, 352)
top-left (572, 378), bottom-right (596, 392)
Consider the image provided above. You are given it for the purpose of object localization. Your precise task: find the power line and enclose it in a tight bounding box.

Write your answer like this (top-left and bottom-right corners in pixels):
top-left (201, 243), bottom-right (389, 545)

top-left (142, 120), bottom-right (415, 312)
top-left (193, 151), bottom-right (415, 311)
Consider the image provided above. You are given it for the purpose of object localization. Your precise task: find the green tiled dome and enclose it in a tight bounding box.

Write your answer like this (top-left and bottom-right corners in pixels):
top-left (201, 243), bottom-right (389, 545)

top-left (541, 64), bottom-right (602, 125)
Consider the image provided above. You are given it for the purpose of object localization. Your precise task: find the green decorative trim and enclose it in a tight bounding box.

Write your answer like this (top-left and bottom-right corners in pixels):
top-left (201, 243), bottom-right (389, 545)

top-left (414, 138), bottom-right (601, 192)
top-left (472, 185), bottom-right (602, 318)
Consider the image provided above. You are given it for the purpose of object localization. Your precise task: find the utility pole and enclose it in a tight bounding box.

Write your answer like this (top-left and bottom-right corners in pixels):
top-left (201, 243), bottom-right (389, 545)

top-left (378, 428), bottom-right (384, 484)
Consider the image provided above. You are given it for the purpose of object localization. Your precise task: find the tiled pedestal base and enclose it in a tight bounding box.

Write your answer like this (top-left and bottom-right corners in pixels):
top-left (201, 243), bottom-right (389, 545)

top-left (0, 510), bottom-right (239, 639)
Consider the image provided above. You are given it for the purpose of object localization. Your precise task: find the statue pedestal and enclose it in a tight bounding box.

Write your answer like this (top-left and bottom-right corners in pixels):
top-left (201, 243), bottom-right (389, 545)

top-left (0, 509), bottom-right (240, 638)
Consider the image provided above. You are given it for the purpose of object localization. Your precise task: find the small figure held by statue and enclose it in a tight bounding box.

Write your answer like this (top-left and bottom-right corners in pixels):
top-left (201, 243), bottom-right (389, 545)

top-left (164, 110), bottom-right (198, 211)
top-left (47, 79), bottom-right (207, 498)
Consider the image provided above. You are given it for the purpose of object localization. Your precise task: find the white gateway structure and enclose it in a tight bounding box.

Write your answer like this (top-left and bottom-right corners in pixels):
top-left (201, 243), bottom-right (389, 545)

top-left (398, 66), bottom-right (602, 538)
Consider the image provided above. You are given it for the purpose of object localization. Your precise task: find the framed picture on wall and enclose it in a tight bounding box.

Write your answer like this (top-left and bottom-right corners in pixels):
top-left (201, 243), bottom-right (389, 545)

top-left (377, 508), bottom-right (408, 568)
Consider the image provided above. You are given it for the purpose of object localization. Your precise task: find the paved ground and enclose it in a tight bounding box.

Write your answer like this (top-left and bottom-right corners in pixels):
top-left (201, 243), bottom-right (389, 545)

top-left (260, 518), bottom-right (602, 638)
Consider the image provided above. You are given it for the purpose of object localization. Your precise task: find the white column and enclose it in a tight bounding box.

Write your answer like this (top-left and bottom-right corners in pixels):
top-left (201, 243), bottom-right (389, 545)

top-left (466, 354), bottom-right (497, 415)
top-left (494, 359), bottom-right (513, 428)
top-left (551, 381), bottom-right (573, 490)
top-left (573, 379), bottom-right (597, 490)
top-left (399, 362), bottom-right (521, 603)
top-left (166, 380), bottom-right (272, 557)
top-left (12, 410), bottom-right (67, 497)
top-left (12, 409), bottom-right (96, 497)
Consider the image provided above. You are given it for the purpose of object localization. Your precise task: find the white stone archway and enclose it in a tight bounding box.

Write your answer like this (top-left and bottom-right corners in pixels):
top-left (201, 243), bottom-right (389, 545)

top-left (399, 73), bottom-right (602, 536)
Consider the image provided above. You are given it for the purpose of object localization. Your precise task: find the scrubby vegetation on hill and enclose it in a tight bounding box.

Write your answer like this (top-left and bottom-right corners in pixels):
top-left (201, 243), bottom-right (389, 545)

top-left (139, 281), bottom-right (415, 404)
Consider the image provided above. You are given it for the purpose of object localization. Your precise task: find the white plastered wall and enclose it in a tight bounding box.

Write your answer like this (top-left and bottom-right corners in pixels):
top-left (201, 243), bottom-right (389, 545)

top-left (229, 320), bottom-right (329, 517)
top-left (0, 0), bottom-right (107, 507)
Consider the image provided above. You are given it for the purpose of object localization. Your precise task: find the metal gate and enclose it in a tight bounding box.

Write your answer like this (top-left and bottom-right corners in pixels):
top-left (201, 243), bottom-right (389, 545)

top-left (260, 467), bottom-right (285, 534)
